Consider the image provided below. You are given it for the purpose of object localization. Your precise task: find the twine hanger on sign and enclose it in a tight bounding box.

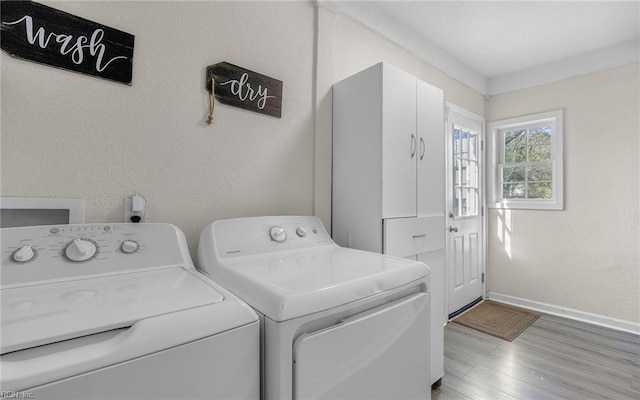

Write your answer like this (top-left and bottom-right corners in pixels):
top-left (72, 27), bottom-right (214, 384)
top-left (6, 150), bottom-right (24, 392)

top-left (207, 77), bottom-right (215, 125)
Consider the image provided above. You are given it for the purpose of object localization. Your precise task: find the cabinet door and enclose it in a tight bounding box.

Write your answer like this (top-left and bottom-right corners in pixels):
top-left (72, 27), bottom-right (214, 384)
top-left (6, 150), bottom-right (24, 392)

top-left (293, 293), bottom-right (429, 400)
top-left (381, 65), bottom-right (417, 218)
top-left (417, 250), bottom-right (445, 385)
top-left (417, 80), bottom-right (445, 217)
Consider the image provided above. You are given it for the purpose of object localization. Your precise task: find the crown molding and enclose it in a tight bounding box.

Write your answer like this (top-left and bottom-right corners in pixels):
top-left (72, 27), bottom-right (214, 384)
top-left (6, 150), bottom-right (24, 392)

top-left (327, 1), bottom-right (639, 96)
top-left (488, 39), bottom-right (640, 95)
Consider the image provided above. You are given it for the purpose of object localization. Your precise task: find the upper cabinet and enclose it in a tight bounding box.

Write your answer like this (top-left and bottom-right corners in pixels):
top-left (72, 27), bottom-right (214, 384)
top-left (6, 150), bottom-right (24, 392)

top-left (417, 79), bottom-right (445, 217)
top-left (332, 63), bottom-right (445, 251)
top-left (380, 66), bottom-right (418, 218)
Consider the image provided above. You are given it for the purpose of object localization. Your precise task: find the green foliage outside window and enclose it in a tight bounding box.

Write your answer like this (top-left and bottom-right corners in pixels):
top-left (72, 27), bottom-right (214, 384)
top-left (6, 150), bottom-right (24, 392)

top-left (501, 124), bottom-right (553, 199)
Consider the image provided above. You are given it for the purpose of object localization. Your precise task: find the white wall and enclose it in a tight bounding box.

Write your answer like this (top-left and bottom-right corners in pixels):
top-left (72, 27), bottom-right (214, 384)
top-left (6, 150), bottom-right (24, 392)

top-left (486, 63), bottom-right (640, 325)
top-left (1, 1), bottom-right (316, 255)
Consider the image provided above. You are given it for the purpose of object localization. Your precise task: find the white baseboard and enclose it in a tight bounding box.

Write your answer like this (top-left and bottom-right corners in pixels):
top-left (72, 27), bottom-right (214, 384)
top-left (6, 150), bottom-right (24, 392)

top-left (487, 292), bottom-right (640, 336)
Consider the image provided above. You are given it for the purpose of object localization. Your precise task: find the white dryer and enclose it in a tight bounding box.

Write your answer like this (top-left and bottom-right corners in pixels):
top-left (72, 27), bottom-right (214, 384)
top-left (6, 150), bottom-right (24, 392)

top-left (197, 216), bottom-right (432, 400)
top-left (1, 223), bottom-right (259, 399)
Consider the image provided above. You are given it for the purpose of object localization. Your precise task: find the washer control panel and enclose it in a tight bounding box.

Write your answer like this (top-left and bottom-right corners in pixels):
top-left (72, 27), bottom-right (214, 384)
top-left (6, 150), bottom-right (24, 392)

top-left (1, 223), bottom-right (186, 288)
top-left (208, 216), bottom-right (335, 259)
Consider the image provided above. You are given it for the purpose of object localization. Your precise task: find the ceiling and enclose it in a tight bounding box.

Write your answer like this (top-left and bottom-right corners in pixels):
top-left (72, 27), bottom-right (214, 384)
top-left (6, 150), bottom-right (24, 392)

top-left (328, 1), bottom-right (640, 94)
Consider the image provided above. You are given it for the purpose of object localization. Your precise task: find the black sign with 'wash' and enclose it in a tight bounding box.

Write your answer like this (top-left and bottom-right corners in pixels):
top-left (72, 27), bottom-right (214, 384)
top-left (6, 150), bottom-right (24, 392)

top-left (1, 0), bottom-right (135, 85)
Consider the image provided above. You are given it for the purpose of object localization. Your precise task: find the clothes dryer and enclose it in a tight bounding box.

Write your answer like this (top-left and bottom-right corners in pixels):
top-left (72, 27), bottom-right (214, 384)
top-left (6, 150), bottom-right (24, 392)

top-left (1, 223), bottom-right (259, 399)
top-left (197, 216), bottom-right (431, 400)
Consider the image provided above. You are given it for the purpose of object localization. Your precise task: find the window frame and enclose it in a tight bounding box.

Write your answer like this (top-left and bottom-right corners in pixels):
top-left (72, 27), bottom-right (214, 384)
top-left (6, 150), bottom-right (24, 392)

top-left (487, 110), bottom-right (564, 210)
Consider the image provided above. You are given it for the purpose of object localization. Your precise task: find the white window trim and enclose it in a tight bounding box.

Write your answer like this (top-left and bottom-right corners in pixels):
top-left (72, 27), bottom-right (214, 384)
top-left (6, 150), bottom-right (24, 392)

top-left (487, 110), bottom-right (564, 210)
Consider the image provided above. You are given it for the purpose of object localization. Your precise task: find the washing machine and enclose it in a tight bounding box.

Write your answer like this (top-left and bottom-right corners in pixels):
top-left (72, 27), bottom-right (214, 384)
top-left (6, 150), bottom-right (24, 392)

top-left (1, 223), bottom-right (259, 399)
top-left (197, 216), bottom-right (432, 400)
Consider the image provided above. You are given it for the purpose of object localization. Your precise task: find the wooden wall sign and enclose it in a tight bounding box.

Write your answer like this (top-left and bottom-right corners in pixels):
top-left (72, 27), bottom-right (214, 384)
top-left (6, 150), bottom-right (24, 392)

top-left (207, 62), bottom-right (282, 118)
top-left (1, 0), bottom-right (135, 85)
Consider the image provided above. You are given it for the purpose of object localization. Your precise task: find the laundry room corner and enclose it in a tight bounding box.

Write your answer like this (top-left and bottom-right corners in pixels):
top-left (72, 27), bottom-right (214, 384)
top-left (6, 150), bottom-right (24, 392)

top-left (1, 0), bottom-right (317, 256)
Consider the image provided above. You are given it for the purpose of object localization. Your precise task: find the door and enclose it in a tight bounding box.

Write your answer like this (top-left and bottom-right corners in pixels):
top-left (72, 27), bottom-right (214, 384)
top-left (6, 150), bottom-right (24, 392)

top-left (381, 65), bottom-right (417, 218)
top-left (416, 80), bottom-right (444, 217)
top-left (446, 103), bottom-right (485, 317)
top-left (292, 293), bottom-right (429, 400)
top-left (382, 216), bottom-right (444, 386)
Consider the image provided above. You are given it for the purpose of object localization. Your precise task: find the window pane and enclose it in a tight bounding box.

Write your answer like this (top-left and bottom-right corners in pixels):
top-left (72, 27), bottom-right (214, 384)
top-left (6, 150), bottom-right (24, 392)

top-left (528, 182), bottom-right (552, 199)
top-left (468, 189), bottom-right (478, 216)
top-left (469, 133), bottom-right (478, 161)
top-left (504, 129), bottom-right (526, 163)
top-left (528, 163), bottom-right (553, 182)
top-left (502, 166), bottom-right (526, 183)
top-left (454, 187), bottom-right (461, 216)
top-left (528, 144), bottom-right (551, 161)
top-left (468, 160), bottom-right (478, 188)
top-left (461, 188), bottom-right (469, 216)
top-left (454, 159), bottom-right (461, 186)
top-left (529, 125), bottom-right (552, 146)
top-left (505, 129), bottom-right (526, 147)
top-left (461, 130), bottom-right (469, 158)
top-left (454, 128), bottom-right (461, 156)
top-left (461, 160), bottom-right (469, 186)
top-left (503, 183), bottom-right (526, 199)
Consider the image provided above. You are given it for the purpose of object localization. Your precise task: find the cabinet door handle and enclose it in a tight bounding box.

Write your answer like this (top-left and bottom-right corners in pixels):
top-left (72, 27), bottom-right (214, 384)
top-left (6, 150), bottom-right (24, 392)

top-left (410, 134), bottom-right (416, 158)
top-left (412, 233), bottom-right (426, 238)
top-left (419, 137), bottom-right (425, 160)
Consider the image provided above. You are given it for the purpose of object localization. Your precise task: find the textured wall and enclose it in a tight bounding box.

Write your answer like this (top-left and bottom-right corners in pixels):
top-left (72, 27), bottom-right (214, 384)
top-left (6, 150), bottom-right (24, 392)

top-left (1, 1), bottom-right (315, 255)
top-left (486, 63), bottom-right (640, 323)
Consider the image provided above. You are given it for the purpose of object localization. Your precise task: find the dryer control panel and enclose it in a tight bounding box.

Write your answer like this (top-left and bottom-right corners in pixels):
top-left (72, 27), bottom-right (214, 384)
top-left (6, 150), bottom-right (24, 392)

top-left (204, 216), bottom-right (335, 259)
top-left (1, 223), bottom-right (188, 288)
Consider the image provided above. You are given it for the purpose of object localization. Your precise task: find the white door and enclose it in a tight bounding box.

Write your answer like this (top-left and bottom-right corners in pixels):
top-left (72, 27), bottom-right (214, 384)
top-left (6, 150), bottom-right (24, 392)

top-left (416, 79), bottom-right (444, 217)
top-left (292, 293), bottom-right (429, 400)
top-left (382, 65), bottom-right (417, 218)
top-left (446, 104), bottom-right (485, 317)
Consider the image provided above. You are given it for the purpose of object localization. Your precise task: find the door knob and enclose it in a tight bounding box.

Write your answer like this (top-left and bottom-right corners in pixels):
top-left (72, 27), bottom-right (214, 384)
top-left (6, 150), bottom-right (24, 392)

top-left (449, 226), bottom-right (458, 233)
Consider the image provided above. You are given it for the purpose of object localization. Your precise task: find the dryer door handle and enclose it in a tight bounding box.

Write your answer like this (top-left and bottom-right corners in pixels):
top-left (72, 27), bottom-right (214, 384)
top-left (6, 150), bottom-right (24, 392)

top-left (0, 303), bottom-right (248, 391)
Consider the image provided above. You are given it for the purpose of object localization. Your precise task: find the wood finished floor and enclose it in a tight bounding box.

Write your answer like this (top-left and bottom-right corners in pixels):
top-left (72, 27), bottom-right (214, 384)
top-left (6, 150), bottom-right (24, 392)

top-left (431, 313), bottom-right (640, 400)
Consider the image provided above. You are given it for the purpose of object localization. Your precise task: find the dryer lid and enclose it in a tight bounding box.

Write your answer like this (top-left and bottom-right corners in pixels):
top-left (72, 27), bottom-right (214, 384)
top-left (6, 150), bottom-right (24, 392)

top-left (204, 247), bottom-right (430, 322)
top-left (1, 268), bottom-right (224, 354)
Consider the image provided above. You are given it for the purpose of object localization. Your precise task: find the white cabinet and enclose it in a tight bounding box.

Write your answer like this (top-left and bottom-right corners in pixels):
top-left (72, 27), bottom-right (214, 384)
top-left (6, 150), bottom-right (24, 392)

top-left (381, 67), bottom-right (417, 218)
top-left (332, 62), bottom-right (445, 386)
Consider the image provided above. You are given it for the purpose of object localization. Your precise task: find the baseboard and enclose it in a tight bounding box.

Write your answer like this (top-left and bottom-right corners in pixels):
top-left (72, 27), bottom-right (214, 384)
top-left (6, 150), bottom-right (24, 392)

top-left (487, 292), bottom-right (640, 336)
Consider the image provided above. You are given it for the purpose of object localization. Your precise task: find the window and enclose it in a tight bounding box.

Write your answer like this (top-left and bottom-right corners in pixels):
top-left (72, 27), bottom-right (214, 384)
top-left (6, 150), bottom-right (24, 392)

top-left (487, 110), bottom-right (563, 210)
top-left (453, 125), bottom-right (480, 218)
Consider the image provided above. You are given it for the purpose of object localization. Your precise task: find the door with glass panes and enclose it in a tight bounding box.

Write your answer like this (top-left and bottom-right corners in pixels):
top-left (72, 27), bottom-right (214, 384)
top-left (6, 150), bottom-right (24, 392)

top-left (446, 104), bottom-right (484, 317)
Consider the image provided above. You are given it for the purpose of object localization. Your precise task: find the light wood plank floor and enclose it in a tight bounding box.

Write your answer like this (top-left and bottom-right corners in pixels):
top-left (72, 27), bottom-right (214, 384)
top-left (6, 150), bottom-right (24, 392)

top-left (431, 313), bottom-right (640, 400)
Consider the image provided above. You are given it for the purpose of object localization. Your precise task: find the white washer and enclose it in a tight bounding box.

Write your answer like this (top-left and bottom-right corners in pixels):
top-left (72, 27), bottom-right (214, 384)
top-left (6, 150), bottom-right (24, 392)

top-left (197, 216), bottom-right (432, 400)
top-left (1, 223), bottom-right (259, 400)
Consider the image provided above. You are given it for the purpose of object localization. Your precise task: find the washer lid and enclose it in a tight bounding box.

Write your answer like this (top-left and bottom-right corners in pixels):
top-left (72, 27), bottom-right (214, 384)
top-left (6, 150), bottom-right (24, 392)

top-left (206, 247), bottom-right (430, 322)
top-left (1, 268), bottom-right (224, 354)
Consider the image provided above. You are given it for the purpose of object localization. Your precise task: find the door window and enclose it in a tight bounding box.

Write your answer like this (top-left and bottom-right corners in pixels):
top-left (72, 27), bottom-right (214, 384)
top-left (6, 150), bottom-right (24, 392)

top-left (453, 126), bottom-right (480, 218)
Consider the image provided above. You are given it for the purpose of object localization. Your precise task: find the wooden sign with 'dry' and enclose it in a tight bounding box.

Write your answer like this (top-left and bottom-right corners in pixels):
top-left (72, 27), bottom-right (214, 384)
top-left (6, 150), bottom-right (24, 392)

top-left (207, 62), bottom-right (282, 118)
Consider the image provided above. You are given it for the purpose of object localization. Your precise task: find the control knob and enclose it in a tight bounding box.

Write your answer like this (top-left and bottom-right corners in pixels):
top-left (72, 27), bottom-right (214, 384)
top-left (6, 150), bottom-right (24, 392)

top-left (121, 240), bottom-right (139, 254)
top-left (296, 226), bottom-right (307, 237)
top-left (269, 226), bottom-right (287, 242)
top-left (65, 239), bottom-right (97, 262)
top-left (13, 246), bottom-right (35, 262)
